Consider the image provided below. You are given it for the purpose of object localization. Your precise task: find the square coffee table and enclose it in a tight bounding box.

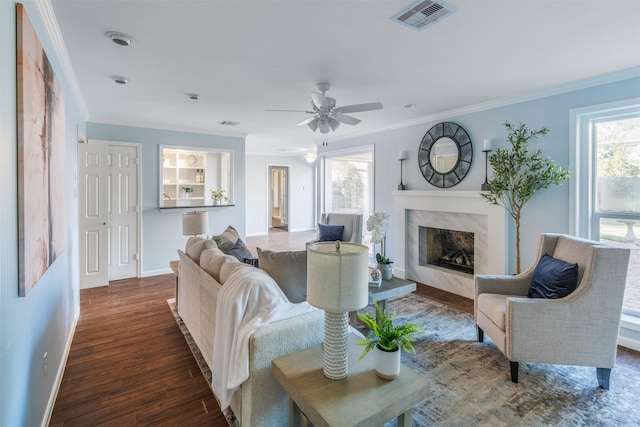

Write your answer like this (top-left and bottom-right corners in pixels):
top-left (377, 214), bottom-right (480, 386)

top-left (272, 333), bottom-right (430, 427)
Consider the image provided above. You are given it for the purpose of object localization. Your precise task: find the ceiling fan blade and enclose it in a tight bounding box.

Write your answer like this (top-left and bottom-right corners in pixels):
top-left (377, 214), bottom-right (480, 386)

top-left (334, 113), bottom-right (361, 126)
top-left (335, 102), bottom-right (383, 114)
top-left (329, 118), bottom-right (341, 131)
top-left (265, 109), bottom-right (315, 113)
top-left (311, 92), bottom-right (329, 110)
top-left (307, 117), bottom-right (319, 132)
top-left (296, 117), bottom-right (317, 126)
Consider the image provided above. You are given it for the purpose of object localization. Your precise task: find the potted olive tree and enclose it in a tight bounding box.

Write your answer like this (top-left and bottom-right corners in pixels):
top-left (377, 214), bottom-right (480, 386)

top-left (357, 302), bottom-right (424, 380)
top-left (481, 122), bottom-right (571, 273)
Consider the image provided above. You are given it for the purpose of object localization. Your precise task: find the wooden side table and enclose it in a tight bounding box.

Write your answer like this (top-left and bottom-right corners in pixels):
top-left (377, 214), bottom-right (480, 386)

top-left (272, 334), bottom-right (430, 427)
top-left (169, 260), bottom-right (179, 309)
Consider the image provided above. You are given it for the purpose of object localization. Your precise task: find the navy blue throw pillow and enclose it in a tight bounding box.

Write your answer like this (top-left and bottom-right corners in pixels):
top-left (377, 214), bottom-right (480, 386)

top-left (528, 253), bottom-right (578, 299)
top-left (223, 238), bottom-right (253, 262)
top-left (318, 223), bottom-right (344, 242)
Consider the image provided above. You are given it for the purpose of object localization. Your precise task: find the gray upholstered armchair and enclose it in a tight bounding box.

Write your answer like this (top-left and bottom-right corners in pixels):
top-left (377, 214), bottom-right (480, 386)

top-left (307, 212), bottom-right (363, 245)
top-left (475, 233), bottom-right (630, 389)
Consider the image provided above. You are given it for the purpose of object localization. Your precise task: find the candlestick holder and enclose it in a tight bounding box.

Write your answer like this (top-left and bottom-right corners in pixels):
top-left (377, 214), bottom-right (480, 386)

top-left (481, 149), bottom-right (491, 191)
top-left (398, 158), bottom-right (406, 190)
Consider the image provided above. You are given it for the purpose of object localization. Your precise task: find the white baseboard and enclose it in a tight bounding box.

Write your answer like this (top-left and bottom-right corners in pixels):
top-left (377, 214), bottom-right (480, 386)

top-left (142, 268), bottom-right (172, 277)
top-left (619, 314), bottom-right (640, 352)
top-left (618, 335), bottom-right (640, 352)
top-left (42, 308), bottom-right (80, 427)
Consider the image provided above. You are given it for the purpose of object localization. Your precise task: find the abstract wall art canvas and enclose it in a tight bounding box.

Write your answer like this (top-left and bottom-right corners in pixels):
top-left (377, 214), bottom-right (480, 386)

top-left (17, 4), bottom-right (66, 296)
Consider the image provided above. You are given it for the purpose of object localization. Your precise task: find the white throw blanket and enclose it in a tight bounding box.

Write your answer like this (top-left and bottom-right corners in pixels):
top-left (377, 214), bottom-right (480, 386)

top-left (211, 266), bottom-right (316, 410)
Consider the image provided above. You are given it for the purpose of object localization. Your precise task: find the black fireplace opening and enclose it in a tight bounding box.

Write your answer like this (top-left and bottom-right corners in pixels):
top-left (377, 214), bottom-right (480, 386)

top-left (425, 227), bottom-right (475, 275)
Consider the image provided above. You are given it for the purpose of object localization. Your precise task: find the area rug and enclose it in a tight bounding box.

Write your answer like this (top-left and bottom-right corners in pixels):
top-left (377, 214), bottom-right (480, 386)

top-left (167, 299), bottom-right (238, 427)
top-left (169, 295), bottom-right (640, 426)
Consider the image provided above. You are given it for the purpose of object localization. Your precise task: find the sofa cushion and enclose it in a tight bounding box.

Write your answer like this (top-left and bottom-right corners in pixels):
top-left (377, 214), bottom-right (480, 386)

top-left (257, 247), bottom-right (307, 303)
top-left (212, 225), bottom-right (240, 251)
top-left (317, 223), bottom-right (344, 242)
top-left (219, 261), bottom-right (253, 285)
top-left (200, 248), bottom-right (238, 282)
top-left (185, 236), bottom-right (218, 264)
top-left (223, 238), bottom-right (254, 262)
top-left (528, 253), bottom-right (579, 299)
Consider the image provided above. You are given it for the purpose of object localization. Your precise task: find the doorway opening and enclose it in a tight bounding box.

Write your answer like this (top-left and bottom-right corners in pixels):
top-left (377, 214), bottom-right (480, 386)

top-left (269, 166), bottom-right (289, 231)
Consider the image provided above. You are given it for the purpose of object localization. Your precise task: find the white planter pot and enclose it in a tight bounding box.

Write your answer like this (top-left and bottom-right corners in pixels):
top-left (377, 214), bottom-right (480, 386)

top-left (374, 345), bottom-right (400, 380)
top-left (378, 263), bottom-right (393, 280)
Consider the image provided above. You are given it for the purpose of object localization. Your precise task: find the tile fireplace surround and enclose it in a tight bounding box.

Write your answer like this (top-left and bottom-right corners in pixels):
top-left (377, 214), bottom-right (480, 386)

top-left (393, 190), bottom-right (507, 299)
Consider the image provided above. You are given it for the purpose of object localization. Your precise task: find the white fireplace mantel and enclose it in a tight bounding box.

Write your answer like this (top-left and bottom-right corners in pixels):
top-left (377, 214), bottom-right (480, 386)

top-left (393, 190), bottom-right (507, 299)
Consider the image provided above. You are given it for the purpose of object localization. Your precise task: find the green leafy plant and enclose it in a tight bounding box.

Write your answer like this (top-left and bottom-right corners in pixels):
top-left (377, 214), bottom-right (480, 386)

top-left (357, 301), bottom-right (423, 359)
top-left (481, 122), bottom-right (571, 273)
top-left (181, 186), bottom-right (193, 194)
top-left (210, 188), bottom-right (229, 202)
top-left (376, 253), bottom-right (392, 264)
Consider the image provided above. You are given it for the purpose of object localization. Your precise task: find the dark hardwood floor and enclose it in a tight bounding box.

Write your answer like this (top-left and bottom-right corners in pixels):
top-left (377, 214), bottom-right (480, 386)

top-left (50, 229), bottom-right (640, 426)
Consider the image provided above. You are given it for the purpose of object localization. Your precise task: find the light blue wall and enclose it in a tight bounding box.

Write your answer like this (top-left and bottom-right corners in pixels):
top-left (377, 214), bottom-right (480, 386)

top-left (0, 2), bottom-right (86, 425)
top-left (320, 74), bottom-right (640, 274)
top-left (86, 123), bottom-right (246, 274)
top-left (245, 155), bottom-right (315, 236)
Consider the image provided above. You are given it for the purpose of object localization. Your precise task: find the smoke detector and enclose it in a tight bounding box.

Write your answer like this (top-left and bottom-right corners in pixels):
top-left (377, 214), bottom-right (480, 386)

top-left (104, 31), bottom-right (136, 46)
top-left (391, 0), bottom-right (456, 31)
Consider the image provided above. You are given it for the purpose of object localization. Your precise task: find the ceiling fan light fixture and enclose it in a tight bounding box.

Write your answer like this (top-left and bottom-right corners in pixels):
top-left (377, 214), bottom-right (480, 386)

top-left (318, 117), bottom-right (331, 134)
top-left (329, 118), bottom-right (340, 131)
top-left (307, 117), bottom-right (319, 132)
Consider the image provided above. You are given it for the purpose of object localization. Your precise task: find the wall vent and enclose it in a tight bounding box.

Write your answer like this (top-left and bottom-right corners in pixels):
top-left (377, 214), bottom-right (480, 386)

top-left (391, 0), bottom-right (456, 31)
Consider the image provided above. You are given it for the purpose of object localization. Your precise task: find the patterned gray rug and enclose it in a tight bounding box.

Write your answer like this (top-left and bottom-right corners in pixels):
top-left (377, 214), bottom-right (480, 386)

top-left (379, 293), bottom-right (640, 426)
top-left (170, 295), bottom-right (640, 426)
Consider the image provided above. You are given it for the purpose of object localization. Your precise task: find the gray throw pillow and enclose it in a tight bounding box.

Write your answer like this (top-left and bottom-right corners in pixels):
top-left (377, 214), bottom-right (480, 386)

top-left (257, 247), bottom-right (307, 303)
top-left (212, 225), bottom-right (240, 251)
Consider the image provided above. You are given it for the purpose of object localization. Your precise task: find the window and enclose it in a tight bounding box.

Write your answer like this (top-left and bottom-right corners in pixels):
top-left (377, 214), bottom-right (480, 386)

top-left (321, 146), bottom-right (374, 248)
top-left (571, 100), bottom-right (640, 317)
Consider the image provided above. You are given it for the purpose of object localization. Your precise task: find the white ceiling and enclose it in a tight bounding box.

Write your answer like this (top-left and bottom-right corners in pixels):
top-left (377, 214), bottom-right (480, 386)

top-left (51, 0), bottom-right (640, 156)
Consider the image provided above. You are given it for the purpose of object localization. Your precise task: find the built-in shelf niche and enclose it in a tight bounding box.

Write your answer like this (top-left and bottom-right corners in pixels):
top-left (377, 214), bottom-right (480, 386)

top-left (160, 146), bottom-right (233, 209)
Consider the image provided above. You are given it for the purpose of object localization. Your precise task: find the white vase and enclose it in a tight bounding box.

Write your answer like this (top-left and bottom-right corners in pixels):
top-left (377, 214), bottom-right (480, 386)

top-left (374, 345), bottom-right (400, 380)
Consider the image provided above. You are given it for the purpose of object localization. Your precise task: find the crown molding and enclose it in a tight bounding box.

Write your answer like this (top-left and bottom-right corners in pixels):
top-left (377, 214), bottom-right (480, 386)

top-left (34, 0), bottom-right (89, 120)
top-left (329, 66), bottom-right (640, 144)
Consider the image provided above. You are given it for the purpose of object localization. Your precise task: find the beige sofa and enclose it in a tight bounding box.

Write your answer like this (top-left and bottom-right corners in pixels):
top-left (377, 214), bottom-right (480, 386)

top-left (177, 243), bottom-right (324, 426)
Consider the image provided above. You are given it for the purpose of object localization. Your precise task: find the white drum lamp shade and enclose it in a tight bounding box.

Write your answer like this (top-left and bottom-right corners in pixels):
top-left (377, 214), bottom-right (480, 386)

top-left (307, 241), bottom-right (369, 380)
top-left (182, 211), bottom-right (209, 236)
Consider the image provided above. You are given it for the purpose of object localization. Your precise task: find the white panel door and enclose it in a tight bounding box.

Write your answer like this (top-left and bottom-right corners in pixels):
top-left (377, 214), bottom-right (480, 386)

top-left (108, 145), bottom-right (139, 281)
top-left (79, 141), bottom-right (108, 289)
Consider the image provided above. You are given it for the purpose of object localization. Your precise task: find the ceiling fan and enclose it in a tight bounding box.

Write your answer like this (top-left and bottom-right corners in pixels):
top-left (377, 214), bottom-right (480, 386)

top-left (266, 83), bottom-right (383, 134)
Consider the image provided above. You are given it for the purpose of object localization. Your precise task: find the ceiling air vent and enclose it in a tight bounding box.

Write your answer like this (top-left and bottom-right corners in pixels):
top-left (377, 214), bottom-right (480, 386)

top-left (219, 121), bottom-right (239, 126)
top-left (391, 0), bottom-right (456, 32)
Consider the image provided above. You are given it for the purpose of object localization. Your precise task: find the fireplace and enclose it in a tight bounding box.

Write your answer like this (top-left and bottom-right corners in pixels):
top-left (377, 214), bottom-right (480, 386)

top-left (393, 190), bottom-right (506, 299)
top-left (423, 227), bottom-right (474, 275)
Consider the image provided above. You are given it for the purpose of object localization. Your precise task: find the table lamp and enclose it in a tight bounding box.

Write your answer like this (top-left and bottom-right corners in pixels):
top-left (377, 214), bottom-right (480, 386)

top-left (182, 210), bottom-right (209, 236)
top-left (307, 241), bottom-right (369, 380)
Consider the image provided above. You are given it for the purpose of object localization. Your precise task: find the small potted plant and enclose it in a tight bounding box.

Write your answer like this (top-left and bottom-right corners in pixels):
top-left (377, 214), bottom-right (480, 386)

top-left (181, 186), bottom-right (193, 198)
top-left (210, 188), bottom-right (229, 205)
top-left (357, 301), bottom-right (424, 380)
top-left (376, 253), bottom-right (393, 280)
